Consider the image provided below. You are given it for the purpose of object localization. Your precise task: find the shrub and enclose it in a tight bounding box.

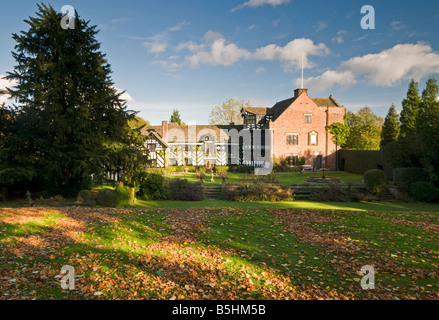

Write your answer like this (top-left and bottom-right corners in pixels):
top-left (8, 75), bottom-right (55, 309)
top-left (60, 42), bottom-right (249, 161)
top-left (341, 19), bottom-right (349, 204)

top-left (97, 189), bottom-right (118, 207)
top-left (173, 166), bottom-right (185, 173)
top-left (195, 167), bottom-right (207, 180)
top-left (167, 179), bottom-right (203, 201)
top-left (215, 166), bottom-right (229, 173)
top-left (77, 190), bottom-right (92, 202)
top-left (312, 184), bottom-right (348, 202)
top-left (363, 169), bottom-right (387, 196)
top-left (115, 186), bottom-right (132, 207)
top-left (235, 165), bottom-right (254, 174)
top-left (137, 173), bottom-right (169, 200)
top-left (0, 194), bottom-right (5, 202)
top-left (185, 166), bottom-right (197, 173)
top-left (222, 183), bottom-right (293, 202)
top-left (410, 182), bottom-right (439, 203)
top-left (393, 167), bottom-right (426, 195)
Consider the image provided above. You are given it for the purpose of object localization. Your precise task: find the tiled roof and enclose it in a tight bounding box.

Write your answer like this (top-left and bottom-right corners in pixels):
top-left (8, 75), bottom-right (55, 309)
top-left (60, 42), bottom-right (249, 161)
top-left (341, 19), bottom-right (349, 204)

top-left (311, 95), bottom-right (343, 108)
top-left (146, 130), bottom-right (168, 148)
top-left (142, 124), bottom-right (245, 144)
top-left (242, 107), bottom-right (269, 115)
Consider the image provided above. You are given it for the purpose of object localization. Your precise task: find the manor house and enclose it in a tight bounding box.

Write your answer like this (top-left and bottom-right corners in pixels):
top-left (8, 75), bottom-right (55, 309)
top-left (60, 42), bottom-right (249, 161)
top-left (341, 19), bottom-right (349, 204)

top-left (142, 88), bottom-right (346, 171)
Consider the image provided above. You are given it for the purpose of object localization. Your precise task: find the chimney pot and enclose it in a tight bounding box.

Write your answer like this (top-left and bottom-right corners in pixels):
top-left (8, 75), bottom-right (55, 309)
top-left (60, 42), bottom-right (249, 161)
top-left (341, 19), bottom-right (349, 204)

top-left (294, 88), bottom-right (308, 98)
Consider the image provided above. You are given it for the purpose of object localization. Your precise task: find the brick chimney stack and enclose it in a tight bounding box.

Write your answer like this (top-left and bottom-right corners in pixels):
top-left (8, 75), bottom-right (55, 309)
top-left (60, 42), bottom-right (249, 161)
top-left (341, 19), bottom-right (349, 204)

top-left (294, 88), bottom-right (308, 98)
top-left (161, 121), bottom-right (169, 143)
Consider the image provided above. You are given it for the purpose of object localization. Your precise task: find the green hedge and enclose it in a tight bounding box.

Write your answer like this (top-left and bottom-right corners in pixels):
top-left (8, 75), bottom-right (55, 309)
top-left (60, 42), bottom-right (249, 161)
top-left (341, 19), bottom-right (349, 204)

top-left (393, 167), bottom-right (426, 195)
top-left (338, 150), bottom-right (383, 175)
top-left (410, 182), bottom-right (439, 203)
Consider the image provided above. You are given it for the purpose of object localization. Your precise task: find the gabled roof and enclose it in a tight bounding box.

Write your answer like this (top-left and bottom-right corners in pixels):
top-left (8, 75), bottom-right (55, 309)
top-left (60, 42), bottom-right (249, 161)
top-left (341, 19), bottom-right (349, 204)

top-left (142, 124), bottom-right (245, 144)
top-left (311, 95), bottom-right (343, 108)
top-left (242, 107), bottom-right (269, 116)
top-left (146, 130), bottom-right (168, 148)
top-left (268, 97), bottom-right (297, 122)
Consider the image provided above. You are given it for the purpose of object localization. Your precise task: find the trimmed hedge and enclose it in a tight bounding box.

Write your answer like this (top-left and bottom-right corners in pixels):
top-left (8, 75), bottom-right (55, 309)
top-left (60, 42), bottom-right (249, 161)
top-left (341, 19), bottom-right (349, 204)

top-left (393, 167), bottom-right (426, 195)
top-left (410, 182), bottom-right (439, 203)
top-left (168, 179), bottom-right (203, 201)
top-left (222, 183), bottom-right (293, 202)
top-left (338, 150), bottom-right (383, 175)
top-left (363, 169), bottom-right (387, 196)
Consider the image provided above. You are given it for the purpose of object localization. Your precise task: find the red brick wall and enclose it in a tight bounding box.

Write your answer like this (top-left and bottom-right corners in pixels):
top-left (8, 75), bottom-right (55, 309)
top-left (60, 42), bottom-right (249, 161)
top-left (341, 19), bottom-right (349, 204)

top-left (268, 92), bottom-right (345, 170)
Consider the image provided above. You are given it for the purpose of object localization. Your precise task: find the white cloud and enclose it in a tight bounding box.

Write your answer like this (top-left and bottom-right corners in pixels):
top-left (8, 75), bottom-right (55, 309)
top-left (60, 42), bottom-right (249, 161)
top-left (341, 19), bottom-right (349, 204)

top-left (298, 43), bottom-right (439, 92)
top-left (182, 34), bottom-right (329, 71)
top-left (169, 20), bottom-right (189, 32)
top-left (247, 24), bottom-right (256, 30)
top-left (252, 38), bottom-right (330, 72)
top-left (142, 33), bottom-right (168, 54)
top-left (114, 87), bottom-right (135, 104)
top-left (295, 70), bottom-right (357, 91)
top-left (153, 60), bottom-right (183, 73)
top-left (332, 30), bottom-right (346, 44)
top-left (203, 30), bottom-right (224, 43)
top-left (232, 0), bottom-right (290, 12)
top-left (176, 41), bottom-right (205, 52)
top-left (187, 35), bottom-right (251, 67)
top-left (0, 76), bottom-right (17, 105)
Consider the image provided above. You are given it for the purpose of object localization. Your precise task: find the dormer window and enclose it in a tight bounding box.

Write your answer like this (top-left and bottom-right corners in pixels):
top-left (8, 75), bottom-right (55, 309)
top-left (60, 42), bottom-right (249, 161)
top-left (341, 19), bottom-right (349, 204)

top-left (246, 113), bottom-right (256, 125)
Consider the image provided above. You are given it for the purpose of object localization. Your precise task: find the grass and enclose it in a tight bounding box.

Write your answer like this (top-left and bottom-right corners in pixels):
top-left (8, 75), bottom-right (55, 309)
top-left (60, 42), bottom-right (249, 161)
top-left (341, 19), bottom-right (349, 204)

top-left (132, 199), bottom-right (439, 212)
top-left (0, 206), bottom-right (437, 300)
top-left (164, 171), bottom-right (364, 186)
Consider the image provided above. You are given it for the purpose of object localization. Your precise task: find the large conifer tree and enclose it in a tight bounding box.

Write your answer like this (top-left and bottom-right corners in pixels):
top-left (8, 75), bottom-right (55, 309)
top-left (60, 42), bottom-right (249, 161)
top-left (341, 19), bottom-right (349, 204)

top-left (399, 79), bottom-right (421, 139)
top-left (380, 104), bottom-right (400, 149)
top-left (1, 4), bottom-right (147, 195)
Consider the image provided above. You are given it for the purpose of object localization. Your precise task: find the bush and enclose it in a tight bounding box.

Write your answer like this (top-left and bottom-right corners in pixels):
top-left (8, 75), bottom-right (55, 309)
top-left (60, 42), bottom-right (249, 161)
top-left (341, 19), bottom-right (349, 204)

top-left (137, 173), bottom-right (169, 200)
top-left (167, 179), bottom-right (203, 201)
top-left (312, 184), bottom-right (348, 202)
top-left (393, 167), bottom-right (426, 195)
top-left (97, 189), bottom-right (118, 207)
top-left (77, 190), bottom-right (92, 202)
top-left (115, 186), bottom-right (132, 207)
top-left (215, 166), bottom-right (229, 173)
top-left (195, 167), bottom-right (207, 180)
top-left (222, 183), bottom-right (293, 202)
top-left (410, 182), bottom-right (439, 203)
top-left (0, 194), bottom-right (5, 202)
top-left (363, 169), bottom-right (387, 196)
top-left (235, 165), bottom-right (254, 174)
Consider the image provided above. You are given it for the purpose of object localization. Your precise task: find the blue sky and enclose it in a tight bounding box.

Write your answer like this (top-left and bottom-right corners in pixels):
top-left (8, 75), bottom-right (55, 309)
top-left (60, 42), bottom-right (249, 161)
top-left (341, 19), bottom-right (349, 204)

top-left (1, 0), bottom-right (439, 125)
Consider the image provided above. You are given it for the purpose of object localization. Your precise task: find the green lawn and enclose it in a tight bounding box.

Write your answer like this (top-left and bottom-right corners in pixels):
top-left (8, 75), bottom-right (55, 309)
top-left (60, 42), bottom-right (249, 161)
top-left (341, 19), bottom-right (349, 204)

top-left (165, 171), bottom-right (364, 186)
top-left (0, 206), bottom-right (437, 300)
top-left (133, 199), bottom-right (439, 212)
